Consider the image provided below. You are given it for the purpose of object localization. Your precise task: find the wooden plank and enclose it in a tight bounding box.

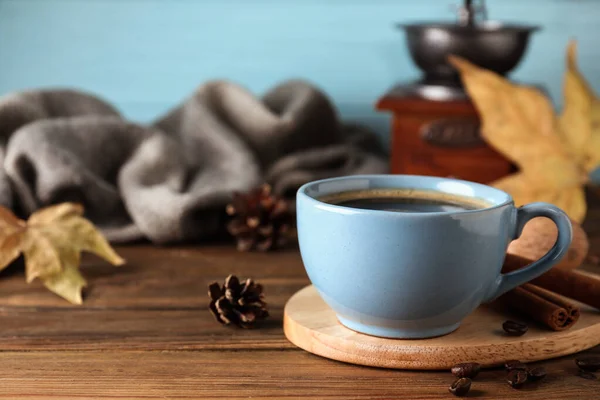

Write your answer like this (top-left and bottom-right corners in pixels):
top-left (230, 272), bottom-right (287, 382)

top-left (0, 245), bottom-right (307, 351)
top-left (0, 350), bottom-right (598, 399)
top-left (0, 308), bottom-right (294, 351)
top-left (0, 246), bottom-right (308, 308)
top-left (0, 246), bottom-right (308, 351)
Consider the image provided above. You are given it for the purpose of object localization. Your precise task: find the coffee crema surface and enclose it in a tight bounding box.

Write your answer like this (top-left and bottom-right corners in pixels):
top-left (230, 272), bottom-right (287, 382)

top-left (318, 189), bottom-right (493, 213)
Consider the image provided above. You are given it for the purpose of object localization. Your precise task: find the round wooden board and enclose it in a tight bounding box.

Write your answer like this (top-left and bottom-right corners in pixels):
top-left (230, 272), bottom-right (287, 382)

top-left (284, 285), bottom-right (600, 370)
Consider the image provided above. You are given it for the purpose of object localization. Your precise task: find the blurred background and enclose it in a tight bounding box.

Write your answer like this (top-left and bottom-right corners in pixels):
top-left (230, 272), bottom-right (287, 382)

top-left (1, 0), bottom-right (598, 148)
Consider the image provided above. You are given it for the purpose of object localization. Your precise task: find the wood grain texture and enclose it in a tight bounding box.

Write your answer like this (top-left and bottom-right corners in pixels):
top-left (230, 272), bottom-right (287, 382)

top-left (1, 350), bottom-right (599, 400)
top-left (0, 246), bottom-right (305, 352)
top-left (0, 246), bottom-right (307, 309)
top-left (284, 285), bottom-right (600, 370)
top-left (0, 194), bottom-right (598, 398)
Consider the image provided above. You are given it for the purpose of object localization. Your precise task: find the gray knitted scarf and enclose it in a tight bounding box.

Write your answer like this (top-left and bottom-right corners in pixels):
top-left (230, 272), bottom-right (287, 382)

top-left (0, 80), bottom-right (388, 244)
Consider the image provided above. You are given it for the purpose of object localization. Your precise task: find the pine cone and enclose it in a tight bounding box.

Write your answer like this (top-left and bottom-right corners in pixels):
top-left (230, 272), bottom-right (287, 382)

top-left (208, 275), bottom-right (269, 328)
top-left (226, 184), bottom-right (294, 252)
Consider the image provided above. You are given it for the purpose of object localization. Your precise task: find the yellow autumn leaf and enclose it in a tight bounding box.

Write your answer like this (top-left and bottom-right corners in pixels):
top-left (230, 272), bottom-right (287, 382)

top-left (0, 206), bottom-right (25, 272)
top-left (0, 232), bottom-right (23, 273)
top-left (491, 173), bottom-right (587, 223)
top-left (559, 40), bottom-right (600, 172)
top-left (0, 203), bottom-right (125, 304)
top-left (22, 228), bottom-right (62, 283)
top-left (28, 202), bottom-right (85, 225)
top-left (29, 215), bottom-right (124, 268)
top-left (43, 262), bottom-right (87, 305)
top-left (449, 53), bottom-right (588, 223)
top-left (40, 234), bottom-right (86, 305)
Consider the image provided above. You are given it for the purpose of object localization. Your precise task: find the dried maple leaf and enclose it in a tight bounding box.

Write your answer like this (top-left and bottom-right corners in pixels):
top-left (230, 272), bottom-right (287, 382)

top-left (0, 203), bottom-right (125, 304)
top-left (449, 42), bottom-right (598, 223)
top-left (559, 41), bottom-right (600, 173)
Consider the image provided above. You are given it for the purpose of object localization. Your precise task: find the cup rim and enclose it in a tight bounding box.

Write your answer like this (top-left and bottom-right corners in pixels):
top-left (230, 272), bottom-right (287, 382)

top-left (297, 174), bottom-right (514, 217)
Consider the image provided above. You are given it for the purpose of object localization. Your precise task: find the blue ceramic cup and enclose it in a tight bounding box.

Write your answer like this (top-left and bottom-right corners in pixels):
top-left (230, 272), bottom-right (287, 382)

top-left (296, 175), bottom-right (572, 339)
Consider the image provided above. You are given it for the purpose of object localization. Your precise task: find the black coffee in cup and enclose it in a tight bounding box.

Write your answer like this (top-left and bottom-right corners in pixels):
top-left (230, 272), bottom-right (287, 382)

top-left (319, 189), bottom-right (491, 213)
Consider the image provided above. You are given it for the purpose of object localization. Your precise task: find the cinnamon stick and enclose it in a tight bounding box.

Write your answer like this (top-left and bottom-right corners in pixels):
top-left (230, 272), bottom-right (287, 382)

top-left (526, 284), bottom-right (581, 322)
top-left (503, 253), bottom-right (600, 310)
top-left (496, 283), bottom-right (580, 331)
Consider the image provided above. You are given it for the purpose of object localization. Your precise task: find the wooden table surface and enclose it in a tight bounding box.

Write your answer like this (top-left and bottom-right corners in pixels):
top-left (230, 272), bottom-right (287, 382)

top-left (1, 205), bottom-right (599, 399)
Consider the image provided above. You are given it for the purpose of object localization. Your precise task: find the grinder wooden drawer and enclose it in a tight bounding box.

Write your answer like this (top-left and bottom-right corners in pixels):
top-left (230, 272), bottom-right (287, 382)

top-left (390, 114), bottom-right (513, 183)
top-left (376, 84), bottom-right (516, 184)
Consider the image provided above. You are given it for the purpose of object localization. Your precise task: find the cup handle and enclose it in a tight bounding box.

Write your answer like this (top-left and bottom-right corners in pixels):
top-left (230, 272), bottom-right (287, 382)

top-left (484, 202), bottom-right (573, 302)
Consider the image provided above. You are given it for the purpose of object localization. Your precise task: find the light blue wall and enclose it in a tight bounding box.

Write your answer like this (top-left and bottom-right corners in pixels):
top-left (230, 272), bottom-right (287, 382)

top-left (1, 0), bottom-right (599, 144)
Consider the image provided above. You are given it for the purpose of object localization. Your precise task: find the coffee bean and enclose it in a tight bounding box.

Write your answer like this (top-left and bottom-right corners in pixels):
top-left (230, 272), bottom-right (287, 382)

top-left (505, 360), bottom-right (527, 371)
top-left (507, 369), bottom-right (528, 388)
top-left (527, 366), bottom-right (547, 381)
top-left (448, 377), bottom-right (471, 396)
top-left (577, 370), bottom-right (597, 380)
top-left (451, 362), bottom-right (481, 379)
top-left (502, 320), bottom-right (528, 336)
top-left (576, 357), bottom-right (600, 372)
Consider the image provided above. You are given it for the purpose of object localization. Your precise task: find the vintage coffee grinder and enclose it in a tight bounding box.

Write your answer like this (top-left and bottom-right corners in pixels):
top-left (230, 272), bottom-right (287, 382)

top-left (376, 0), bottom-right (539, 183)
